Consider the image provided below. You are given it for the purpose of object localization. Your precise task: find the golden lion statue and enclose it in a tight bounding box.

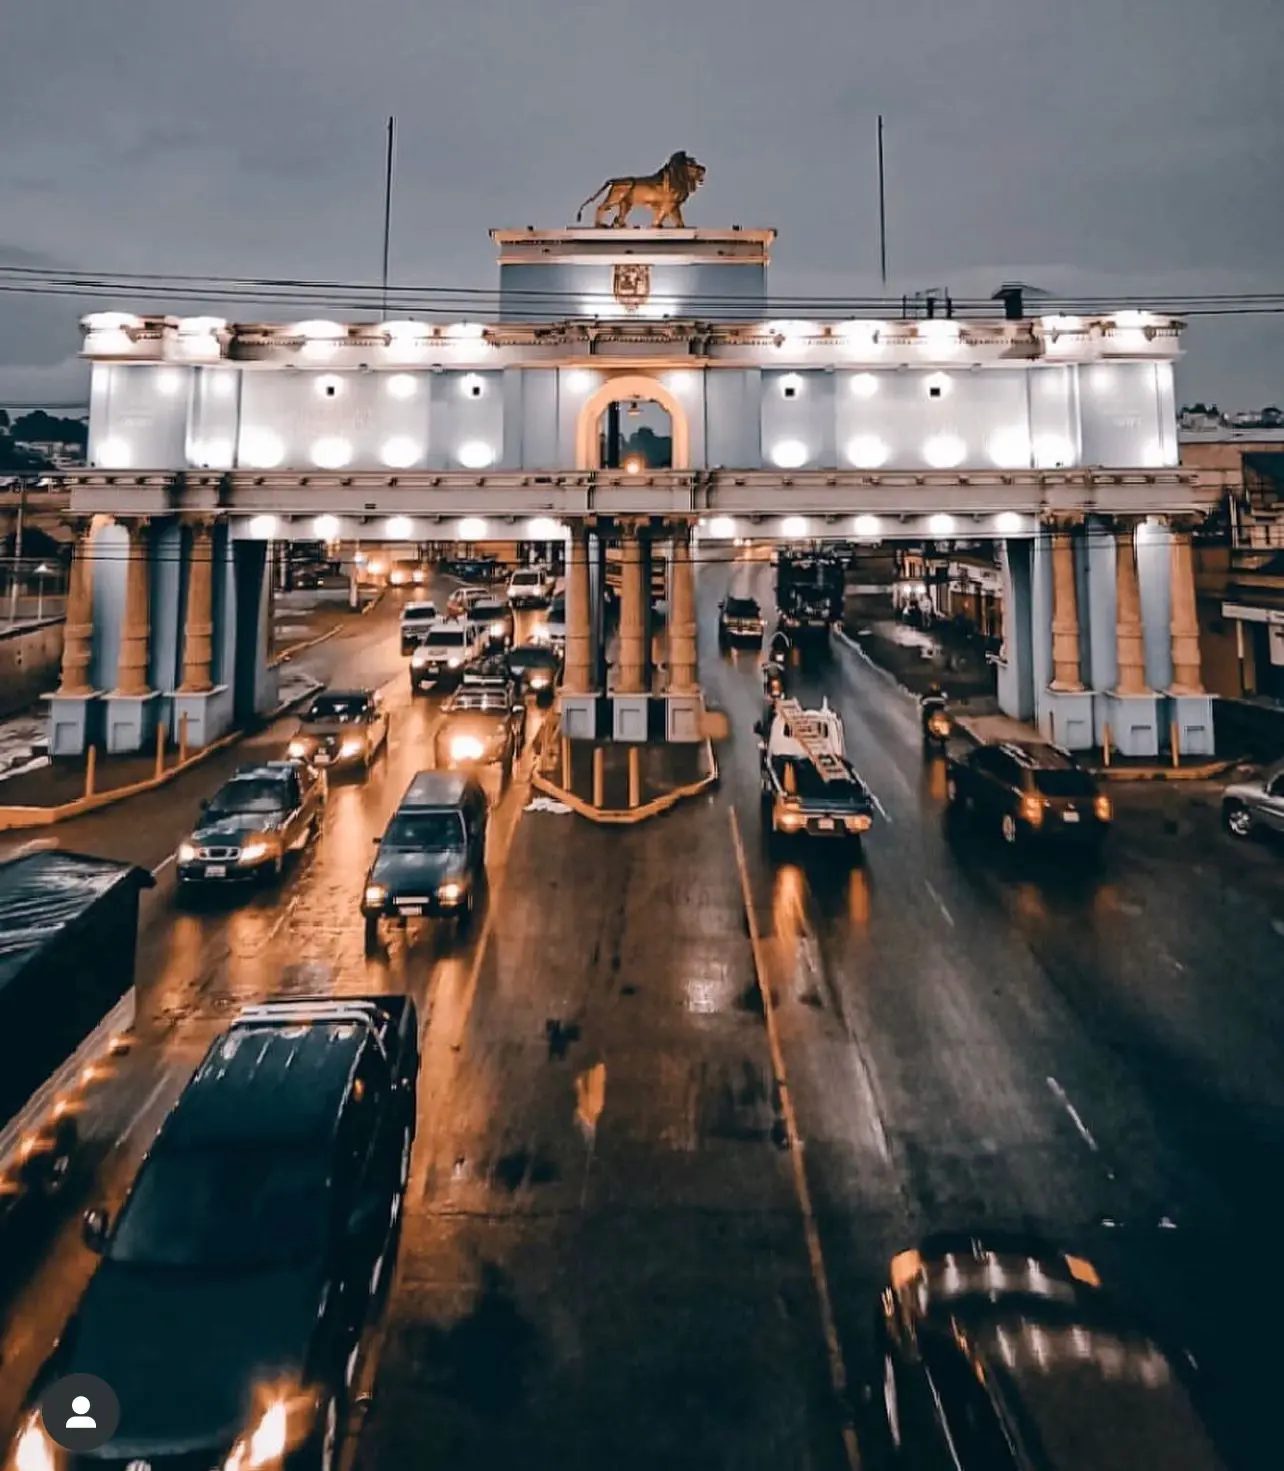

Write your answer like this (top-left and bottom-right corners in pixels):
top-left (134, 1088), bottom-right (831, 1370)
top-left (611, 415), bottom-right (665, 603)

top-left (576, 151), bottom-right (706, 228)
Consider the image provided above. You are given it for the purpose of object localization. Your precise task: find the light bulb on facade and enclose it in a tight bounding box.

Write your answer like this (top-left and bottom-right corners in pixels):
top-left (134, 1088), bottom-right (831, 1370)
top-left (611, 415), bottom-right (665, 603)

top-left (386, 516), bottom-right (412, 539)
top-left (248, 514), bottom-right (278, 538)
top-left (240, 430), bottom-right (285, 469)
top-left (95, 438), bottom-right (130, 468)
top-left (386, 374), bottom-right (418, 400)
top-left (457, 441), bottom-right (495, 469)
top-left (847, 435), bottom-right (889, 468)
top-left (923, 435), bottom-right (966, 468)
top-left (458, 517), bottom-right (488, 539)
top-left (782, 515), bottom-right (809, 538)
top-left (707, 516), bottom-right (737, 538)
top-left (928, 513), bottom-right (956, 536)
top-left (853, 515), bottom-right (881, 537)
top-left (770, 439), bottom-right (808, 469)
top-left (313, 514), bottom-right (340, 540)
top-left (380, 437), bottom-right (421, 469)
top-left (850, 374), bottom-right (879, 398)
top-left (311, 437), bottom-right (352, 469)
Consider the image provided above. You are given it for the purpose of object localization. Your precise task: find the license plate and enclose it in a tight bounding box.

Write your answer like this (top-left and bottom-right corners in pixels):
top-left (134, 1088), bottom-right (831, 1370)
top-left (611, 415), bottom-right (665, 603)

top-left (1062, 810), bottom-right (1080, 823)
top-left (315, 754), bottom-right (330, 765)
top-left (399, 905), bottom-right (423, 916)
top-left (204, 864), bottom-right (227, 878)
top-left (817, 818), bottom-right (835, 831)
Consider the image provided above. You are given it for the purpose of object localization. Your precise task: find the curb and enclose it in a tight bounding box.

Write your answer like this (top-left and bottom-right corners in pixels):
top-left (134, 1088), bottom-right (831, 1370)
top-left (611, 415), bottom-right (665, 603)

top-left (832, 627), bottom-right (917, 699)
top-left (269, 623), bottom-right (342, 669)
top-left (529, 739), bottom-right (719, 825)
top-left (0, 678), bottom-right (323, 831)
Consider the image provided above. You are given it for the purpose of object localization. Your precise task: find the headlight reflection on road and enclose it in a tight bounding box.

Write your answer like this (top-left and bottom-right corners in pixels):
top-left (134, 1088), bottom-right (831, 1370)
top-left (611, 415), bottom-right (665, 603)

top-left (449, 735), bottom-right (486, 763)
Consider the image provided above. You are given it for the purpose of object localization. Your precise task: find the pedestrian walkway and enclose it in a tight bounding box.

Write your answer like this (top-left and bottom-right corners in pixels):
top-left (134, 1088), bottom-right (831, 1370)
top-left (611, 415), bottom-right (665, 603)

top-left (842, 592), bottom-right (997, 704)
top-left (953, 712), bottom-right (1238, 781)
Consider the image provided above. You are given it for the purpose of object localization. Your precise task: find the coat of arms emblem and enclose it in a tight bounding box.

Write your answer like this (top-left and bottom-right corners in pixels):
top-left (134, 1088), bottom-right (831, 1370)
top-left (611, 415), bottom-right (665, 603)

top-left (612, 264), bottom-right (651, 312)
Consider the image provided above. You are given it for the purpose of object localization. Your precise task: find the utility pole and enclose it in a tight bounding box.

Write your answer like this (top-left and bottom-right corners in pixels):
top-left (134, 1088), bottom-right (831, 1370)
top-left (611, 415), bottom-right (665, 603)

top-left (381, 116), bottom-right (396, 316)
top-left (6, 477), bottom-right (27, 624)
top-left (877, 115), bottom-right (888, 287)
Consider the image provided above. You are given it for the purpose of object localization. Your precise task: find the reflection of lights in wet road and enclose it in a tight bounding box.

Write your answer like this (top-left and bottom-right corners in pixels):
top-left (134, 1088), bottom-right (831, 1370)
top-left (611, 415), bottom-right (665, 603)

top-left (847, 869), bottom-right (871, 926)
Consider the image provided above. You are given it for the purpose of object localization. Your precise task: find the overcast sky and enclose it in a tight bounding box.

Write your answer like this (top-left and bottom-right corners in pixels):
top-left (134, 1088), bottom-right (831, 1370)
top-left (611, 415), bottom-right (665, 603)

top-left (1, 0), bottom-right (1280, 410)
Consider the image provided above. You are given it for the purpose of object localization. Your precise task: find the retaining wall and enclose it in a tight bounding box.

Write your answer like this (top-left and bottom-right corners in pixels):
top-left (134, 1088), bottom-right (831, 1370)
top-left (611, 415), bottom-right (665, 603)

top-left (0, 619), bottom-right (64, 717)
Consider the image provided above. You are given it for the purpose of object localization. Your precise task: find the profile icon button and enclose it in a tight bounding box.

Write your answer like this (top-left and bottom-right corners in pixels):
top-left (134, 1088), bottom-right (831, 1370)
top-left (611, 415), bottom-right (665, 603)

top-left (39, 1373), bottom-right (120, 1452)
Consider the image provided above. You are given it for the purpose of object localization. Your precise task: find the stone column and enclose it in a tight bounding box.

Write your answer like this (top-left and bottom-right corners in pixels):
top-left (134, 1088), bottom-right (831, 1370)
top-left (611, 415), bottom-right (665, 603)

top-left (562, 523), bottom-right (594, 695)
top-left (112, 518), bottom-right (152, 697)
top-left (1168, 526), bottom-right (1205, 695)
top-left (616, 520), bottom-right (648, 694)
top-left (179, 519), bottom-right (215, 693)
top-left (57, 522), bottom-right (96, 695)
top-left (667, 520), bottom-right (698, 692)
top-left (1113, 521), bottom-right (1149, 695)
top-left (1048, 521), bottom-right (1084, 692)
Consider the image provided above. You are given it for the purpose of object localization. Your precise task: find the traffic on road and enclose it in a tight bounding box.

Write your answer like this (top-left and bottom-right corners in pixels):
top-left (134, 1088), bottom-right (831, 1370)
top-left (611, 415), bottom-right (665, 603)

top-left (1, 549), bottom-right (1281, 1470)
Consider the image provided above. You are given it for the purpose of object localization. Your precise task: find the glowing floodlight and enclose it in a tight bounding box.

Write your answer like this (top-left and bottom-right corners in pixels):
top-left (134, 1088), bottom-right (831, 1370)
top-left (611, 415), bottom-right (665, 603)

top-left (461, 374), bottom-right (486, 398)
top-left (853, 515), bottom-right (881, 538)
top-left (457, 441), bottom-right (495, 469)
top-left (995, 512), bottom-right (1024, 534)
top-left (248, 515), bottom-right (278, 539)
top-left (1032, 435), bottom-right (1074, 468)
top-left (83, 312), bottom-right (141, 354)
top-left (155, 369), bottom-right (183, 397)
top-left (527, 517), bottom-right (565, 540)
top-left (765, 320), bottom-right (816, 342)
top-left (386, 374), bottom-right (418, 400)
top-left (770, 439), bottom-right (809, 469)
top-left (380, 437), bottom-right (421, 469)
top-left (191, 438), bottom-right (233, 468)
top-left (928, 514), bottom-right (956, 536)
top-left (850, 373), bottom-right (879, 398)
top-left (386, 516), bottom-right (412, 539)
top-left (313, 515), bottom-right (340, 540)
top-left (310, 436), bottom-right (352, 469)
top-left (924, 372), bottom-right (953, 399)
top-left (208, 371), bottom-right (237, 398)
top-left (240, 430), bottom-right (285, 469)
top-left (988, 429), bottom-right (1032, 469)
top-left (840, 320), bottom-right (885, 350)
top-left (95, 438), bottom-right (130, 468)
top-left (294, 320), bottom-right (346, 360)
top-left (315, 374), bottom-right (344, 398)
top-left (565, 369), bottom-right (597, 393)
top-left (780, 373), bottom-right (804, 398)
top-left (707, 516), bottom-right (737, 539)
top-left (916, 319), bottom-right (961, 353)
top-left (782, 515), bottom-right (809, 538)
top-left (458, 517), bottom-right (488, 540)
top-left (923, 434), bottom-right (966, 468)
top-left (847, 434), bottom-right (889, 468)
top-left (445, 322), bottom-right (486, 340)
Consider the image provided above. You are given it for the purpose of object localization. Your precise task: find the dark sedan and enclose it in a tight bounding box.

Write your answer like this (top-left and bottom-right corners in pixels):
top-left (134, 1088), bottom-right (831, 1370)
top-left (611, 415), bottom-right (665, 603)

top-left (946, 740), bottom-right (1112, 848)
top-left (287, 690), bottom-right (389, 772)
top-left (718, 595), bottom-right (766, 648)
top-left (176, 761), bottom-right (325, 887)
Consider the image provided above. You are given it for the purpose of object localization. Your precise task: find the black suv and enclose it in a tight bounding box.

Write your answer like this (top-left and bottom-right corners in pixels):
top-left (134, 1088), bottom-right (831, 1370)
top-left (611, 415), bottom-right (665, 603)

top-left (9, 996), bottom-right (419, 1471)
top-left (362, 771), bottom-right (488, 950)
top-left (869, 1231), bottom-right (1229, 1470)
top-left (945, 740), bottom-right (1112, 848)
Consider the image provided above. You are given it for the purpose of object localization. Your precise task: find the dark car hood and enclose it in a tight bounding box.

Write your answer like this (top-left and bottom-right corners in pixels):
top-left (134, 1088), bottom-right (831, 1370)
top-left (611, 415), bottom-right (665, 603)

top-left (192, 815), bottom-right (280, 845)
top-left (296, 718), bottom-right (352, 737)
top-left (371, 848), bottom-right (465, 890)
top-left (52, 1262), bottom-right (323, 1453)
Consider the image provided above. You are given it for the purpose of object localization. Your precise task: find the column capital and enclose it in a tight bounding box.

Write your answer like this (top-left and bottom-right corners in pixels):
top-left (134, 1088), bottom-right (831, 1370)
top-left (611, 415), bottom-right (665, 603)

top-left (180, 512), bottom-right (219, 533)
top-left (1042, 512), bottom-right (1084, 534)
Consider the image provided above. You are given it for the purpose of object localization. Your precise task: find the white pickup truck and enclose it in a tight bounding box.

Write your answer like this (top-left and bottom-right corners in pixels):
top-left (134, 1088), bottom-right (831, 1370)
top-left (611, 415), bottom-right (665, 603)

top-left (506, 566), bottom-right (554, 608)
top-left (409, 618), bottom-right (485, 693)
top-left (400, 600), bottom-right (438, 656)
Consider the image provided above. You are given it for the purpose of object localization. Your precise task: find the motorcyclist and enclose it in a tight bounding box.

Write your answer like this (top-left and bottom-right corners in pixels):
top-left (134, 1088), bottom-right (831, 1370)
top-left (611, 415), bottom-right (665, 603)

top-left (769, 628), bottom-right (792, 662)
top-left (920, 683), bottom-right (950, 737)
top-left (762, 660), bottom-right (786, 699)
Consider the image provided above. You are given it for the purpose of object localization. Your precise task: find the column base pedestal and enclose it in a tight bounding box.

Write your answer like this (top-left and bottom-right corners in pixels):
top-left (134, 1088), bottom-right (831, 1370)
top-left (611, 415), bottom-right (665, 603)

top-left (1097, 692), bottom-right (1160, 758)
top-left (559, 693), bottom-right (605, 742)
top-left (1165, 692), bottom-right (1216, 757)
top-left (665, 690), bottom-right (705, 743)
top-left (612, 693), bottom-right (650, 743)
top-left (103, 691), bottom-right (162, 754)
top-left (172, 686), bottom-right (233, 750)
top-left (44, 691), bottom-right (101, 757)
top-left (1038, 688), bottom-right (1094, 751)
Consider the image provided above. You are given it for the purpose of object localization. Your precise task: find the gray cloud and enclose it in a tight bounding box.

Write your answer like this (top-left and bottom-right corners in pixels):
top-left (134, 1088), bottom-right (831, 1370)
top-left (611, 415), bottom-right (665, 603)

top-left (0, 0), bottom-right (1279, 406)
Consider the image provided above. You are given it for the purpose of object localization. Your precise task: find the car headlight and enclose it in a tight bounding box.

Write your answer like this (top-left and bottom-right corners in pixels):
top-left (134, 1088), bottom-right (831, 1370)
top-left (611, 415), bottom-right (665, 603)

top-left (340, 737), bottom-right (366, 757)
top-left (223, 1398), bottom-right (299, 1471)
top-left (449, 734), bottom-right (486, 763)
top-left (447, 655), bottom-right (463, 668)
top-left (240, 838), bottom-right (273, 864)
top-left (529, 673), bottom-right (549, 689)
top-left (364, 883), bottom-right (388, 906)
top-left (437, 881), bottom-right (465, 903)
top-left (287, 739), bottom-right (309, 758)
top-left (177, 840), bottom-right (197, 863)
top-left (531, 625), bottom-right (550, 644)
top-left (14, 1412), bottom-right (56, 1471)
top-left (490, 622), bottom-right (506, 637)
top-left (411, 649), bottom-right (431, 667)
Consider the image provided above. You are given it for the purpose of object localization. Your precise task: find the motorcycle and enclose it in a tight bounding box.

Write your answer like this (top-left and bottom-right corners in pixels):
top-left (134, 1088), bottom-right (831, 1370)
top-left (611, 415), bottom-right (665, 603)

top-left (921, 697), bottom-right (952, 751)
top-left (763, 662), bottom-right (786, 700)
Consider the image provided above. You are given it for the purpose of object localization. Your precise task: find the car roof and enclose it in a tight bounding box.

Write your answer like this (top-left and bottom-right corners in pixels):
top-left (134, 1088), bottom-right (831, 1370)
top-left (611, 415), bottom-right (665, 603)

top-left (508, 642), bottom-right (557, 659)
top-left (403, 600), bottom-right (436, 613)
top-left (981, 741), bottom-right (1082, 771)
top-left (397, 769), bottom-right (472, 808)
top-left (163, 1021), bottom-right (366, 1147)
top-left (226, 763), bottom-right (294, 784)
top-left (311, 688), bottom-right (372, 702)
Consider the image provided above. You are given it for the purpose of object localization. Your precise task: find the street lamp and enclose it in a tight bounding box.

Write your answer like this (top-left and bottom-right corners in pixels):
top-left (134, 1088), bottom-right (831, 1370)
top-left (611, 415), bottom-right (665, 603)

top-left (34, 563), bottom-right (51, 622)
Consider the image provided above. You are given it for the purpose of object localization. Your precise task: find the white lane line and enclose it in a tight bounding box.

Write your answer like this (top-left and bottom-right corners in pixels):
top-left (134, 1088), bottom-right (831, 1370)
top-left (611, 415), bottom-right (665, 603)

top-left (1046, 1076), bottom-right (1100, 1154)
top-left (151, 854), bottom-right (175, 877)
top-left (119, 1071), bottom-right (173, 1149)
top-left (923, 879), bottom-right (954, 927)
top-left (867, 787), bottom-right (892, 824)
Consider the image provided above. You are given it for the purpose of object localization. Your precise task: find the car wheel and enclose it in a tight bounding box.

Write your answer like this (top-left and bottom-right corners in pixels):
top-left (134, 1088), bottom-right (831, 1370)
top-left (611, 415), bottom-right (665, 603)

top-left (363, 916), bottom-right (380, 954)
top-left (456, 890), bottom-right (475, 935)
top-left (1223, 801), bottom-right (1254, 839)
top-left (1001, 812), bottom-right (1020, 845)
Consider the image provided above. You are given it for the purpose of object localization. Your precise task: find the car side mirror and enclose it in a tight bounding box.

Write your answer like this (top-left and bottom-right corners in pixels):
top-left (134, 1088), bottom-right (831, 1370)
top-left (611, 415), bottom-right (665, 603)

top-left (82, 1208), bottom-right (109, 1253)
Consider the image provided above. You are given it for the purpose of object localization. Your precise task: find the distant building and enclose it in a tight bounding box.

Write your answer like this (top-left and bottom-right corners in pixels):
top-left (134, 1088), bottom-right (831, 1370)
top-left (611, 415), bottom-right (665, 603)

top-left (16, 439), bottom-right (86, 468)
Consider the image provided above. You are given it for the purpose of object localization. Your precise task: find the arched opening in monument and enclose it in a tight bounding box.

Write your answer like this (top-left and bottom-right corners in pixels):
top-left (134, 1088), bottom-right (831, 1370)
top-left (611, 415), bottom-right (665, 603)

top-left (596, 398), bottom-right (673, 471)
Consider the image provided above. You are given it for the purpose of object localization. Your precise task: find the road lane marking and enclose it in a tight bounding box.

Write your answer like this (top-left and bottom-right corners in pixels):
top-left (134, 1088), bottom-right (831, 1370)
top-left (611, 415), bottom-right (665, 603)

top-left (868, 787), bottom-right (892, 823)
top-left (118, 1070), bottom-right (174, 1149)
top-left (1045, 1076), bottom-right (1099, 1153)
top-left (729, 806), bottom-right (862, 1471)
top-left (923, 879), bottom-right (954, 927)
top-left (151, 853), bottom-right (174, 877)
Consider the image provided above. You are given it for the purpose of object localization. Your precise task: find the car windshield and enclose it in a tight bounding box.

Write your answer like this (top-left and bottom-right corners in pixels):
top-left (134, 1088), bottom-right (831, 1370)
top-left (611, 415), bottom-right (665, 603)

top-left (726, 598), bottom-right (760, 616)
top-left (1033, 768), bottom-right (1097, 797)
top-left (475, 603), bottom-right (507, 618)
top-left (304, 695), bottom-right (368, 722)
top-left (107, 1145), bottom-right (329, 1270)
top-left (511, 572), bottom-right (540, 584)
top-left (404, 605), bottom-right (436, 621)
top-left (206, 779), bottom-right (287, 816)
top-left (509, 646), bottom-right (558, 668)
top-left (383, 811), bottom-right (467, 850)
top-left (428, 629), bottom-right (466, 646)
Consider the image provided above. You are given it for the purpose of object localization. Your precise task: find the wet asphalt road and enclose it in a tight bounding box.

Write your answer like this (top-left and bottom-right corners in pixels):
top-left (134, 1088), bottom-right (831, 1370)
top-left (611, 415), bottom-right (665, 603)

top-left (1, 559), bottom-right (1283, 1468)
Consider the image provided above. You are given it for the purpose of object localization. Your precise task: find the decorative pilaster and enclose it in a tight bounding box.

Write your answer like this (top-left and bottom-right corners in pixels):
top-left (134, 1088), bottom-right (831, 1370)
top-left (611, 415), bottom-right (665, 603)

top-left (1168, 527), bottom-right (1205, 695)
top-left (1113, 521), bottom-right (1149, 695)
top-left (1048, 520), bottom-right (1084, 692)
top-left (111, 518), bottom-right (152, 697)
top-left (667, 521), bottom-right (697, 693)
top-left (179, 519), bottom-right (215, 693)
top-left (562, 524), bottom-right (593, 695)
top-left (57, 521), bottom-right (96, 696)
